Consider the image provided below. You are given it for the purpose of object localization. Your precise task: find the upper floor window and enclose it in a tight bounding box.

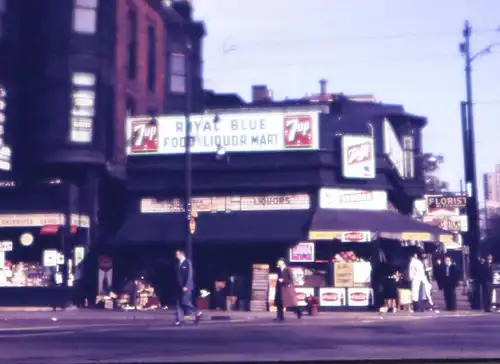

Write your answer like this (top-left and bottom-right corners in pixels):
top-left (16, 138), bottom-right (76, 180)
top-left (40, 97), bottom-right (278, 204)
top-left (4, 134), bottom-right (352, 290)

top-left (73, 0), bottom-right (98, 34)
top-left (70, 72), bottom-right (96, 143)
top-left (403, 135), bottom-right (415, 179)
top-left (170, 53), bottom-right (186, 94)
top-left (126, 10), bottom-right (137, 80)
top-left (0, 0), bottom-right (6, 39)
top-left (147, 25), bottom-right (156, 92)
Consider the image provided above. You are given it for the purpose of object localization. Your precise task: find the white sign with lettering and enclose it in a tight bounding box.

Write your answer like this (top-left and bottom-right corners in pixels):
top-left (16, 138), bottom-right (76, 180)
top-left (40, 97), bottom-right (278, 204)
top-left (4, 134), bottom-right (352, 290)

top-left (0, 241), bottom-right (13, 252)
top-left (383, 119), bottom-right (404, 177)
top-left (319, 188), bottom-right (387, 211)
top-left (126, 111), bottom-right (320, 155)
top-left (141, 194), bottom-right (311, 213)
top-left (341, 135), bottom-right (375, 179)
top-left (0, 213), bottom-right (90, 227)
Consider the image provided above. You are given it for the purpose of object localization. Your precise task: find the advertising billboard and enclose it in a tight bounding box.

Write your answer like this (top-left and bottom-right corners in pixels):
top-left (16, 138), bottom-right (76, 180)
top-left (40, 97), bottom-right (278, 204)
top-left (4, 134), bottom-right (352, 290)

top-left (318, 188), bottom-right (387, 211)
top-left (126, 111), bottom-right (320, 155)
top-left (341, 135), bottom-right (375, 179)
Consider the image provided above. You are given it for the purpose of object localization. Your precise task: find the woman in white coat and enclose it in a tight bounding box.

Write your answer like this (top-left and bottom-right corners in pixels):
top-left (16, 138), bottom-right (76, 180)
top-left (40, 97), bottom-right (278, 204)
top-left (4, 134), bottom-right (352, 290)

top-left (409, 254), bottom-right (426, 312)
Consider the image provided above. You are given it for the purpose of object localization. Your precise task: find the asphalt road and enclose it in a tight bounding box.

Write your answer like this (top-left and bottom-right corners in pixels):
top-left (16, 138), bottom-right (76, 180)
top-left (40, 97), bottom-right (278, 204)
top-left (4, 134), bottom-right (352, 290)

top-left (0, 312), bottom-right (499, 363)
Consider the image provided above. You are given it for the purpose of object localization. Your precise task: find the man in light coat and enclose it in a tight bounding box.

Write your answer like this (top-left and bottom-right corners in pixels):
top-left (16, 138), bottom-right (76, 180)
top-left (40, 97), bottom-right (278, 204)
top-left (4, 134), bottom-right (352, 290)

top-left (409, 253), bottom-right (426, 312)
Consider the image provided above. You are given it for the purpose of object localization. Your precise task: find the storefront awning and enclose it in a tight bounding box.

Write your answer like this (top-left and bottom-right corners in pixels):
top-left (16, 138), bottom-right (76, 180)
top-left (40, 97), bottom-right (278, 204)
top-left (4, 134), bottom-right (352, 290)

top-left (308, 209), bottom-right (454, 243)
top-left (115, 210), bottom-right (312, 245)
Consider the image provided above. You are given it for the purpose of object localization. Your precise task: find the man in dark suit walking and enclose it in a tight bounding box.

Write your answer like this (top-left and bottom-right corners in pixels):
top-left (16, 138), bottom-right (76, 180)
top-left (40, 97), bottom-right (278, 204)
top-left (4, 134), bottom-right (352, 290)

top-left (174, 249), bottom-right (203, 326)
top-left (274, 258), bottom-right (302, 322)
top-left (479, 254), bottom-right (494, 312)
top-left (440, 256), bottom-right (459, 311)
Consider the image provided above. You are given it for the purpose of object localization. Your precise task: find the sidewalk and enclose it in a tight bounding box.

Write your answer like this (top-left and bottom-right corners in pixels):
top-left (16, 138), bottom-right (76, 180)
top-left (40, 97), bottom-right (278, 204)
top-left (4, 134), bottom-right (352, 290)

top-left (0, 307), bottom-right (488, 322)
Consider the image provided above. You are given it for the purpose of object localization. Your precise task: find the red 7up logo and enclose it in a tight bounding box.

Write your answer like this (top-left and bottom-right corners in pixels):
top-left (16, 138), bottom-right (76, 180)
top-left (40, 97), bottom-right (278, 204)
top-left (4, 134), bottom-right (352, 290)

top-left (131, 121), bottom-right (158, 153)
top-left (284, 115), bottom-right (314, 148)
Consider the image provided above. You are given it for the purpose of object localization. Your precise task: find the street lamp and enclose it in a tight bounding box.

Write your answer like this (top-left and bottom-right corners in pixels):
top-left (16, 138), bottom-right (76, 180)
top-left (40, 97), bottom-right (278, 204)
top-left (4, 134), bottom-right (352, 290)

top-left (460, 21), bottom-right (499, 306)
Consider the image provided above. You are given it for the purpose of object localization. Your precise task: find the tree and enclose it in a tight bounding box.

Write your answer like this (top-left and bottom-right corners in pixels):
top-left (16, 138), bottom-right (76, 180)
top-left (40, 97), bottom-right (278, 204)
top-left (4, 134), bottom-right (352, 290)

top-left (422, 153), bottom-right (449, 194)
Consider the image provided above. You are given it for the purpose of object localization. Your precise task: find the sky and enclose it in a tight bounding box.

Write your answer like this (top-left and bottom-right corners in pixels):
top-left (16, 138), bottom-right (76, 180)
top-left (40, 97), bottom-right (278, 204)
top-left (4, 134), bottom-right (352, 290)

top-left (193, 0), bottom-right (500, 200)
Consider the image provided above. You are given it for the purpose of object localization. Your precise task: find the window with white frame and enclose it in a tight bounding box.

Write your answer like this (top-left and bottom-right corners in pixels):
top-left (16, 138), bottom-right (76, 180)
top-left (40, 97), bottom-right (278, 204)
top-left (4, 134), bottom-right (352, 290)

top-left (170, 53), bottom-right (186, 94)
top-left (0, 0), bottom-right (6, 39)
top-left (70, 72), bottom-right (96, 143)
top-left (403, 135), bottom-right (415, 179)
top-left (73, 0), bottom-right (98, 34)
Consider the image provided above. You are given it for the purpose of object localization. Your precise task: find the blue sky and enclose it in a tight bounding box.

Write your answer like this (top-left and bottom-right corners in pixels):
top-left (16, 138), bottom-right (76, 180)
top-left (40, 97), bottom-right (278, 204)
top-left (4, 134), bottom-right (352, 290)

top-left (194, 0), bottom-right (499, 199)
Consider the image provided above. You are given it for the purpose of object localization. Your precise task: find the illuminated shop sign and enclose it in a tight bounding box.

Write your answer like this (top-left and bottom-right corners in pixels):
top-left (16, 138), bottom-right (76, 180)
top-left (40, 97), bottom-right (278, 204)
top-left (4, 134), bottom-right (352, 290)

top-left (70, 73), bottom-right (96, 143)
top-left (341, 135), bottom-right (375, 179)
top-left (0, 213), bottom-right (90, 228)
top-left (126, 111), bottom-right (320, 155)
top-left (318, 188), bottom-right (387, 211)
top-left (140, 194), bottom-right (311, 213)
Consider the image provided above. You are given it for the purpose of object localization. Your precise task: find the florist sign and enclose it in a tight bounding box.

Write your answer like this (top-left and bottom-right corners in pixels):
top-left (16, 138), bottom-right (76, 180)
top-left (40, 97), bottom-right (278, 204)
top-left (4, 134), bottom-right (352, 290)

top-left (127, 111), bottom-right (320, 155)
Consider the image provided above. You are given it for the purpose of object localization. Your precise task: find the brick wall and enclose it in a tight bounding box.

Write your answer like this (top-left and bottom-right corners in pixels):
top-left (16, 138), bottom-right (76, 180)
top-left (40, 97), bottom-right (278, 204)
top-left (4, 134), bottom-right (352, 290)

top-left (114, 0), bottom-right (166, 164)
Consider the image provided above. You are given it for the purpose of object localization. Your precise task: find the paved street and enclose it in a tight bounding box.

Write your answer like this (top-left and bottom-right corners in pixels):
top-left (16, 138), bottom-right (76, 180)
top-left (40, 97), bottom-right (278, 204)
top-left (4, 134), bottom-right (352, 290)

top-left (0, 310), bottom-right (499, 363)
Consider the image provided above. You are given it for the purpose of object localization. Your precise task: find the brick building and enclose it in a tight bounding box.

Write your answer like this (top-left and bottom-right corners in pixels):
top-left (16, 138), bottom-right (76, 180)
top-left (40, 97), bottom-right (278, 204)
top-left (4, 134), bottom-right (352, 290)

top-left (0, 0), bottom-right (205, 304)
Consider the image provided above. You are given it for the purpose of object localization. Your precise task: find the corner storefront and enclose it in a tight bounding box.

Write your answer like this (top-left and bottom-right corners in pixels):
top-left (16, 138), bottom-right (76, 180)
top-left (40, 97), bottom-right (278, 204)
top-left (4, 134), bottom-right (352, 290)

top-left (115, 188), bottom-right (452, 311)
top-left (116, 106), bottom-right (450, 312)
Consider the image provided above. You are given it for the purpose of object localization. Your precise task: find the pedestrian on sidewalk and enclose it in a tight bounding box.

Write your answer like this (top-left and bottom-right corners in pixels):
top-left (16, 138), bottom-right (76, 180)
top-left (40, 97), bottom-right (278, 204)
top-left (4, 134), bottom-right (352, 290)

top-left (274, 258), bottom-right (302, 322)
top-left (420, 254), bottom-right (435, 311)
top-left (439, 256), bottom-right (459, 311)
top-left (479, 254), bottom-right (494, 312)
top-left (409, 253), bottom-right (426, 312)
top-left (173, 249), bottom-right (203, 326)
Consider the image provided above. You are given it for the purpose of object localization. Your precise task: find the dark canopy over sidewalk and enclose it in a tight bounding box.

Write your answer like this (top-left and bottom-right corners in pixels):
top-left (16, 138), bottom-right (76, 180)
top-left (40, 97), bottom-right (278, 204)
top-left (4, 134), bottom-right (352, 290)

top-left (308, 209), bottom-right (453, 243)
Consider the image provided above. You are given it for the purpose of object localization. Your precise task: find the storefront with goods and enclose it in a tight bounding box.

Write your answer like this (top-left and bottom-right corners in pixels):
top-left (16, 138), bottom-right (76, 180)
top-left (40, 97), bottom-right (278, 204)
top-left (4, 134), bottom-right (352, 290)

top-left (0, 182), bottom-right (91, 306)
top-left (114, 104), bottom-right (453, 312)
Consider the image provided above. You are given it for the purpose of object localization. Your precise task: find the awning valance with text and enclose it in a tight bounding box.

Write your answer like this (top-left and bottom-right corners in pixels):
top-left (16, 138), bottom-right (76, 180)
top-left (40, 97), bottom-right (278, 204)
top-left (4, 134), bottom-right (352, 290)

top-left (308, 209), bottom-right (453, 243)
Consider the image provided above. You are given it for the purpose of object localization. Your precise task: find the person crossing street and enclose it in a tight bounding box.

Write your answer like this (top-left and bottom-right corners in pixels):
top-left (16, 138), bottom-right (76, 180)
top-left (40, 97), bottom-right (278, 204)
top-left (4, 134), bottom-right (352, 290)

top-left (173, 249), bottom-right (203, 326)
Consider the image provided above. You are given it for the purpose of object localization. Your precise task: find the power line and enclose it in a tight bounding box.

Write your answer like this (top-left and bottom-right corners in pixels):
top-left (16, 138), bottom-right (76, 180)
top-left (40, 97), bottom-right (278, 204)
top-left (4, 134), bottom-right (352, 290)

top-left (204, 53), bottom-right (481, 71)
top-left (475, 100), bottom-right (500, 106)
top-left (223, 29), bottom-right (498, 49)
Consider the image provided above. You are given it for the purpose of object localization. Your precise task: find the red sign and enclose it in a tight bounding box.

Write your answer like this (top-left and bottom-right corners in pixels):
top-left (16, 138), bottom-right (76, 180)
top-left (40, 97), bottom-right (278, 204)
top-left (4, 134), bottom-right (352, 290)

top-left (345, 232), bottom-right (363, 241)
top-left (40, 225), bottom-right (78, 235)
top-left (322, 292), bottom-right (338, 302)
top-left (350, 292), bottom-right (367, 302)
top-left (40, 225), bottom-right (59, 235)
top-left (295, 287), bottom-right (314, 307)
top-left (289, 242), bottom-right (315, 262)
top-left (131, 120), bottom-right (158, 153)
top-left (283, 115), bottom-right (313, 148)
top-left (340, 231), bottom-right (371, 243)
top-left (346, 142), bottom-right (372, 165)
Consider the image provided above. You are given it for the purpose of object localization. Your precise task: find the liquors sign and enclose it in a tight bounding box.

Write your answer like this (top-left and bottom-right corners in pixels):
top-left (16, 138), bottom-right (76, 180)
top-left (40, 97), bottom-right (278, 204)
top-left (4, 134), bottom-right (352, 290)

top-left (126, 111), bottom-right (320, 155)
top-left (341, 135), bottom-right (375, 179)
top-left (141, 194), bottom-right (311, 213)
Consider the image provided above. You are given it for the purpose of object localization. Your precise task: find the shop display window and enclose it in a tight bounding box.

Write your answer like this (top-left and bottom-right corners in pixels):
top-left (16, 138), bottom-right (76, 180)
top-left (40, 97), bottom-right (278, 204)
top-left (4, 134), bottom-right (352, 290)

top-left (0, 261), bottom-right (52, 287)
top-left (0, 232), bottom-right (62, 288)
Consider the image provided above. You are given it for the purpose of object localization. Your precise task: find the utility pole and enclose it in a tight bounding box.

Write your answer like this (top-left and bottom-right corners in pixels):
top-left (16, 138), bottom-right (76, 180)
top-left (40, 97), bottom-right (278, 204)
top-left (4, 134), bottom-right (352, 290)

top-left (460, 20), bottom-right (481, 306)
top-left (183, 37), bottom-right (193, 261)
